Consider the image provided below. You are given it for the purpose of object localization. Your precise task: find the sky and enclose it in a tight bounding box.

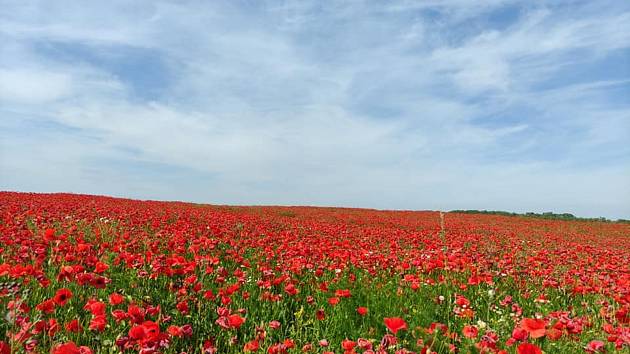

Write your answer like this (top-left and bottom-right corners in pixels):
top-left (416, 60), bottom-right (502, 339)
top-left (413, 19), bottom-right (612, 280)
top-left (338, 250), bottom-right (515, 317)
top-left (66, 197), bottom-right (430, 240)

top-left (1, 1), bottom-right (629, 219)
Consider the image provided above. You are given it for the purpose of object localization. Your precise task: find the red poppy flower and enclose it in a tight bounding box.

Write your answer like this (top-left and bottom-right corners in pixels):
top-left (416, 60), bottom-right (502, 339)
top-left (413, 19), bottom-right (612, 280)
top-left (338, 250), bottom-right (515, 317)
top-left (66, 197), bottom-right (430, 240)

top-left (36, 299), bottom-right (56, 314)
top-left (520, 318), bottom-right (546, 339)
top-left (52, 342), bottom-right (92, 354)
top-left (384, 317), bottom-right (407, 335)
top-left (547, 328), bottom-right (562, 340)
top-left (267, 343), bottom-right (287, 354)
top-left (381, 333), bottom-right (397, 347)
top-left (181, 324), bottom-right (193, 337)
top-left (83, 299), bottom-right (105, 317)
top-left (243, 339), bottom-right (259, 352)
top-left (517, 343), bottom-right (542, 354)
top-left (228, 314), bottom-right (245, 329)
top-left (203, 289), bottom-right (215, 300)
top-left (91, 276), bottom-right (108, 289)
top-left (88, 315), bottom-right (107, 332)
top-left (357, 338), bottom-right (372, 350)
top-left (0, 341), bottom-right (9, 354)
top-left (341, 339), bottom-right (356, 351)
top-left (52, 342), bottom-right (79, 354)
top-left (283, 339), bottom-right (295, 349)
top-left (335, 289), bottom-right (351, 298)
top-left (129, 325), bottom-right (146, 340)
top-left (127, 304), bottom-right (145, 323)
top-left (167, 325), bottom-right (183, 337)
top-left (65, 319), bottom-right (82, 333)
top-left (357, 307), bottom-right (368, 316)
top-left (44, 228), bottom-right (56, 242)
top-left (585, 340), bottom-right (605, 353)
top-left (285, 283), bottom-right (298, 295)
top-left (108, 293), bottom-right (124, 306)
top-left (269, 320), bottom-right (281, 329)
top-left (53, 288), bottom-right (73, 306)
top-left (142, 321), bottom-right (160, 340)
top-left (316, 309), bottom-right (325, 321)
top-left (463, 325), bottom-right (478, 338)
top-left (176, 300), bottom-right (189, 314)
top-left (94, 261), bottom-right (109, 274)
top-left (112, 309), bottom-right (128, 322)
top-left (455, 294), bottom-right (470, 307)
top-left (512, 327), bottom-right (529, 341)
top-left (302, 343), bottom-right (313, 352)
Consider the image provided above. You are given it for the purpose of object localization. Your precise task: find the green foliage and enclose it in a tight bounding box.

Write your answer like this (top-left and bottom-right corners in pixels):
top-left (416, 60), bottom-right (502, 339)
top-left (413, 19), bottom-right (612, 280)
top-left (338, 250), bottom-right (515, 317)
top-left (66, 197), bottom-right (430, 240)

top-left (449, 209), bottom-right (621, 222)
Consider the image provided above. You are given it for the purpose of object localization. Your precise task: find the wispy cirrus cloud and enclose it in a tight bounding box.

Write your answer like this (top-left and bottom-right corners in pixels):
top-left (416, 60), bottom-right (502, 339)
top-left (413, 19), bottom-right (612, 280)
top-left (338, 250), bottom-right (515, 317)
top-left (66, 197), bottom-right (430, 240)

top-left (1, 0), bottom-right (629, 218)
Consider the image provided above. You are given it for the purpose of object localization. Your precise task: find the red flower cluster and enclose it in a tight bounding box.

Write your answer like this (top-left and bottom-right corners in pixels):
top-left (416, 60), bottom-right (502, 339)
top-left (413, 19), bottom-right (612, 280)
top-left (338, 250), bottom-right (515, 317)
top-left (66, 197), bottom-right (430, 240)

top-left (0, 192), bottom-right (628, 353)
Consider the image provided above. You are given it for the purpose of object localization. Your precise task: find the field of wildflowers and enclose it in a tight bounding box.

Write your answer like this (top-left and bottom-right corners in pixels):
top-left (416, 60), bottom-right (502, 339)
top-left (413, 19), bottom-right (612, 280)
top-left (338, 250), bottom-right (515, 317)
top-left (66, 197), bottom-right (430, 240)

top-left (1, 192), bottom-right (628, 353)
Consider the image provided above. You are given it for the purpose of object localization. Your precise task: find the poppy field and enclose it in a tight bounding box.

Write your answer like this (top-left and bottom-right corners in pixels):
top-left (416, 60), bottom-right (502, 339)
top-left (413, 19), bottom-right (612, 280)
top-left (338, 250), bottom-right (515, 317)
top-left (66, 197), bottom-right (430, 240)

top-left (0, 192), bottom-right (628, 354)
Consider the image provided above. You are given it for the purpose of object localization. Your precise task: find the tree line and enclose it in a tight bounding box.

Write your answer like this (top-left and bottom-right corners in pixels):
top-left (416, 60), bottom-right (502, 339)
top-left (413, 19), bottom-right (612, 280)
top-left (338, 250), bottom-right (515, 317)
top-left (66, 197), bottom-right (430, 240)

top-left (449, 209), bottom-right (630, 223)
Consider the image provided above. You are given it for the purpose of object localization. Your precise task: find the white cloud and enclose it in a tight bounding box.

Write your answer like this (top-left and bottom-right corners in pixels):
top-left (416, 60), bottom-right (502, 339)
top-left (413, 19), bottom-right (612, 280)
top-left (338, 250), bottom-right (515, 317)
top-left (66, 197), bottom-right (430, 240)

top-left (429, 8), bottom-right (630, 95)
top-left (0, 68), bottom-right (73, 103)
top-left (0, 0), bottom-right (629, 218)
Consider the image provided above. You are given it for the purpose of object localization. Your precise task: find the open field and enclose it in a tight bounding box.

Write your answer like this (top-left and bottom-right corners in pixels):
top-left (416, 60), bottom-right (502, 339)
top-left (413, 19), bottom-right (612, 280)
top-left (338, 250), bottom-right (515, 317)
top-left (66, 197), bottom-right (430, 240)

top-left (1, 192), bottom-right (628, 353)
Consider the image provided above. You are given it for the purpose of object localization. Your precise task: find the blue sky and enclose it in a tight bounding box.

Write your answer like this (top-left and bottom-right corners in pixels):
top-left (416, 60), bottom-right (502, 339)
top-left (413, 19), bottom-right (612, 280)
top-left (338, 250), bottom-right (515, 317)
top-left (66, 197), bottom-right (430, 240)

top-left (1, 0), bottom-right (629, 219)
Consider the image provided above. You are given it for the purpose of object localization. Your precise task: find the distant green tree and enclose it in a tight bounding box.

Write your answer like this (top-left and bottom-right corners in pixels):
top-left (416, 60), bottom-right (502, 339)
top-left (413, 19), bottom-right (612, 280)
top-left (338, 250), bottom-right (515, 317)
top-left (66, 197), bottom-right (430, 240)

top-left (448, 210), bottom-right (618, 222)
